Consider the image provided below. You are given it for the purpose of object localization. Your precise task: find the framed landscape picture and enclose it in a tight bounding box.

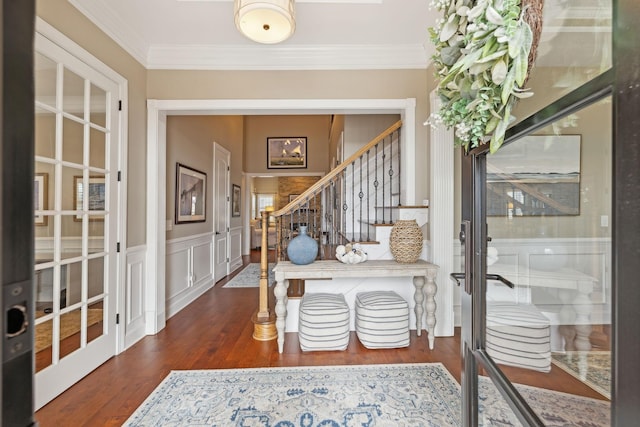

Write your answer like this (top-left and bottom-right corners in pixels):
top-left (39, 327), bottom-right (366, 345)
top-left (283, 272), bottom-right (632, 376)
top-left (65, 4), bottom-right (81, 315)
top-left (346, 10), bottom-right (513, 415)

top-left (175, 163), bottom-right (207, 223)
top-left (74, 175), bottom-right (106, 221)
top-left (486, 135), bottom-right (581, 216)
top-left (267, 137), bottom-right (307, 169)
top-left (34, 173), bottom-right (48, 226)
top-left (232, 184), bottom-right (241, 217)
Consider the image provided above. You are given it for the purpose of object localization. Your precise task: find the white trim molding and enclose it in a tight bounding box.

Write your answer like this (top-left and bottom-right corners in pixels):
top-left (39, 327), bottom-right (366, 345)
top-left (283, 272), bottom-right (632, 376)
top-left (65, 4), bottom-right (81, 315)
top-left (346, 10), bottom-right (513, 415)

top-left (429, 90), bottom-right (455, 337)
top-left (146, 98), bottom-right (417, 335)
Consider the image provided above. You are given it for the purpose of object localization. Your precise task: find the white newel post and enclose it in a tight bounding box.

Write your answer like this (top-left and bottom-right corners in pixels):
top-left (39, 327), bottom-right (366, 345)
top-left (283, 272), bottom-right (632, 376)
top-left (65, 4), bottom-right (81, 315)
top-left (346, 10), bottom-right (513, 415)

top-left (429, 90), bottom-right (456, 336)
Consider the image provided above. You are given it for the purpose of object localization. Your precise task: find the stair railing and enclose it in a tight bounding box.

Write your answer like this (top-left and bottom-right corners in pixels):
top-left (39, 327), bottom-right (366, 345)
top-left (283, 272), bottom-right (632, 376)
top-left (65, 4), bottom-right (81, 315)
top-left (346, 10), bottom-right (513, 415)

top-left (269, 119), bottom-right (402, 263)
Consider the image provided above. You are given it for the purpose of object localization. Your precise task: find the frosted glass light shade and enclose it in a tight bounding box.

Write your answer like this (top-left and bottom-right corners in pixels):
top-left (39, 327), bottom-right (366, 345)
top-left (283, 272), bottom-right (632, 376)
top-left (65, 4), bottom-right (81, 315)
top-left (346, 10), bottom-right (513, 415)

top-left (234, 0), bottom-right (296, 44)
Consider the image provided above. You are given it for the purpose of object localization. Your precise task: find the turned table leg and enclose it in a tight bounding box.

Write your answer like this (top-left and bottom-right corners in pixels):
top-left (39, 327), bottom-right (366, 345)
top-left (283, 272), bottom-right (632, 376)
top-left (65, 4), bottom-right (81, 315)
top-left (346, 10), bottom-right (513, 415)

top-left (274, 273), bottom-right (289, 354)
top-left (413, 275), bottom-right (425, 337)
top-left (425, 269), bottom-right (438, 350)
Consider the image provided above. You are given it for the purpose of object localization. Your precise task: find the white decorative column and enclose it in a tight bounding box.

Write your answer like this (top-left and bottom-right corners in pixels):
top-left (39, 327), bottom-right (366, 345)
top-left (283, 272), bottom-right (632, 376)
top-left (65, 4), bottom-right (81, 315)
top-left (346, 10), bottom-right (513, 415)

top-left (429, 90), bottom-right (456, 336)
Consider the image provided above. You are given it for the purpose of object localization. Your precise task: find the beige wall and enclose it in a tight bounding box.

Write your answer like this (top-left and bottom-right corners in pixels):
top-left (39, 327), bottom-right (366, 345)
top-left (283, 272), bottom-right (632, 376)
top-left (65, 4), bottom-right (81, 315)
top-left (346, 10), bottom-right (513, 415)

top-left (37, 0), bottom-right (148, 247)
top-left (343, 114), bottom-right (401, 159)
top-left (37, 2), bottom-right (436, 247)
top-left (243, 115), bottom-right (331, 174)
top-left (328, 115), bottom-right (345, 168)
top-left (147, 69), bottom-right (432, 203)
top-left (452, 67), bottom-right (612, 239)
top-left (166, 116), bottom-right (244, 240)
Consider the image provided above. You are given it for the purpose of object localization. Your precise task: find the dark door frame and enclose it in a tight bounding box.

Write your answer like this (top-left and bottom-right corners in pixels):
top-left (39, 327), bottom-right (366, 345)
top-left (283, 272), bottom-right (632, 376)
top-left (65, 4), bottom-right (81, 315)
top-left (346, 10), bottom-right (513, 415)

top-left (459, 0), bottom-right (640, 424)
top-left (2, 0), bottom-right (36, 426)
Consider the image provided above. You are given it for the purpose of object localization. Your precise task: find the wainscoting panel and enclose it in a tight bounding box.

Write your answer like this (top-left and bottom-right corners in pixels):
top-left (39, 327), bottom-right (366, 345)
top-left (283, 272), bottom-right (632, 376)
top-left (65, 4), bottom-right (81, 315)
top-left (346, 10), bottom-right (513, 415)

top-left (192, 241), bottom-right (213, 288)
top-left (125, 245), bottom-right (146, 349)
top-left (452, 238), bottom-right (612, 327)
top-left (229, 226), bottom-right (243, 274)
top-left (166, 233), bottom-right (215, 318)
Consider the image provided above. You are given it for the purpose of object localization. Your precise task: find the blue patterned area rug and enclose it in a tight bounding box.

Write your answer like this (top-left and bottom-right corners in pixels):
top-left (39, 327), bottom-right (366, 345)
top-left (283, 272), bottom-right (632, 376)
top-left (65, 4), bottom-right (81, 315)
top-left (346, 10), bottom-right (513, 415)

top-left (551, 351), bottom-right (611, 399)
top-left (222, 263), bottom-right (275, 288)
top-left (123, 363), bottom-right (610, 426)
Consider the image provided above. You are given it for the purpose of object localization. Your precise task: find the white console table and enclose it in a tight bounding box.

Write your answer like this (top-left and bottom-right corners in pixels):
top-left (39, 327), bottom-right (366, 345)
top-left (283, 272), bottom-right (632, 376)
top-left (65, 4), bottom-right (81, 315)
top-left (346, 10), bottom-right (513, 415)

top-left (272, 260), bottom-right (439, 354)
top-left (489, 263), bottom-right (599, 352)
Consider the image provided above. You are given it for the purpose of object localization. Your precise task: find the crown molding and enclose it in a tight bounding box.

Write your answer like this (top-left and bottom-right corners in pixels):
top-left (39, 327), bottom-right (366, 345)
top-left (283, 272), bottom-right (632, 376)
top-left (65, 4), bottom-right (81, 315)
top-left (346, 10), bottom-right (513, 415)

top-left (68, 0), bottom-right (429, 70)
top-left (146, 43), bottom-right (430, 70)
top-left (68, 0), bottom-right (150, 66)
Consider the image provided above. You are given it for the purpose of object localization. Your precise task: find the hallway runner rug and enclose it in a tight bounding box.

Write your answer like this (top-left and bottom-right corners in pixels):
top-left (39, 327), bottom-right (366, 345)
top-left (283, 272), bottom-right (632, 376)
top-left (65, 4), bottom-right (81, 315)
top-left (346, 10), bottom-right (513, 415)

top-left (222, 263), bottom-right (275, 288)
top-left (551, 351), bottom-right (611, 398)
top-left (123, 363), bottom-right (610, 426)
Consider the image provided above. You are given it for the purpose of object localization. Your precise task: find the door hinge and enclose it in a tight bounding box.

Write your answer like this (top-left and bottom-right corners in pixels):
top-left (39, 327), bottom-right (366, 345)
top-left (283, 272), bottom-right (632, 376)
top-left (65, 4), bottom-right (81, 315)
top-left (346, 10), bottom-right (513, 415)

top-left (227, 257), bottom-right (230, 262)
top-left (117, 171), bottom-right (122, 181)
top-left (118, 100), bottom-right (122, 111)
top-left (116, 313), bottom-right (120, 324)
top-left (117, 242), bottom-right (121, 252)
top-left (227, 166), bottom-right (230, 171)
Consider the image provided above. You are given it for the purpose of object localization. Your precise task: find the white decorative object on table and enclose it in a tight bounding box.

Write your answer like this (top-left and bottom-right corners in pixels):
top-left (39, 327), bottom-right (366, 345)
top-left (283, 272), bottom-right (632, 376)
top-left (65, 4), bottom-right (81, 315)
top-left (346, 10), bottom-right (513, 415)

top-left (487, 246), bottom-right (499, 266)
top-left (335, 243), bottom-right (367, 264)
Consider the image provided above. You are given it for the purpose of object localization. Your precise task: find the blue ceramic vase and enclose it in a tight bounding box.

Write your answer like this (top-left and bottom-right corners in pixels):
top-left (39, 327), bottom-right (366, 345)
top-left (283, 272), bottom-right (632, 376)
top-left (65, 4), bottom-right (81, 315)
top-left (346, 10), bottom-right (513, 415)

top-left (287, 226), bottom-right (318, 265)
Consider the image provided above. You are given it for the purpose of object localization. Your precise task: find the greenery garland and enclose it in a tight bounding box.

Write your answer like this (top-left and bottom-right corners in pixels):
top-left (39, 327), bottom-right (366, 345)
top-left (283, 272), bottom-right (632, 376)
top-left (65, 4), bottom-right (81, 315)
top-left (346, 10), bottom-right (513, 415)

top-left (428, 0), bottom-right (535, 153)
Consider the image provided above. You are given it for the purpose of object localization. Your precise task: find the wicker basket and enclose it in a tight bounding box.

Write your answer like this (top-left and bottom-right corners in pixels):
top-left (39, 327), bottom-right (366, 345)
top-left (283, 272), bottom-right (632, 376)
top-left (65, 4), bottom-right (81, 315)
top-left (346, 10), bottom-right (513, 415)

top-left (389, 219), bottom-right (423, 263)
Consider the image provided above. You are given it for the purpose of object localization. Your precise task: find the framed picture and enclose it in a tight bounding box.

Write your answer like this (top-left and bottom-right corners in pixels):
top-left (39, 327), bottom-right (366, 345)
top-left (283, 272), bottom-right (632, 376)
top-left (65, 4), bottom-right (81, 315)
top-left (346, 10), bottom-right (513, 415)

top-left (175, 163), bottom-right (206, 223)
top-left (267, 137), bottom-right (307, 169)
top-left (74, 175), bottom-right (106, 221)
top-left (34, 173), bottom-right (48, 226)
top-left (486, 135), bottom-right (581, 216)
top-left (232, 184), bottom-right (241, 217)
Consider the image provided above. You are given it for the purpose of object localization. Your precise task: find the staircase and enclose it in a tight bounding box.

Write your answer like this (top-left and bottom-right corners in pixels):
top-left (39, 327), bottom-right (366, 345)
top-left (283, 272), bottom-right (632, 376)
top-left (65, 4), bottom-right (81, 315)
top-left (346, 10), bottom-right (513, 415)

top-left (264, 120), bottom-right (428, 265)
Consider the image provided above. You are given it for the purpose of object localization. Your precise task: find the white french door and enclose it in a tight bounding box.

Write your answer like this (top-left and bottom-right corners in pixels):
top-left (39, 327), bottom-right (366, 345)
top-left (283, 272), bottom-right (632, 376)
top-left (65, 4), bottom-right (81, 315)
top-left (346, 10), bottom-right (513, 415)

top-left (33, 31), bottom-right (120, 409)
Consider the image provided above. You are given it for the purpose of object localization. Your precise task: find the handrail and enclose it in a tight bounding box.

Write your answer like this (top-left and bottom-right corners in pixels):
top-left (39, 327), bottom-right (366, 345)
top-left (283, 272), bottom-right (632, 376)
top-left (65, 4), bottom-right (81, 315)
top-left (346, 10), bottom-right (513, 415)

top-left (271, 119), bottom-right (402, 217)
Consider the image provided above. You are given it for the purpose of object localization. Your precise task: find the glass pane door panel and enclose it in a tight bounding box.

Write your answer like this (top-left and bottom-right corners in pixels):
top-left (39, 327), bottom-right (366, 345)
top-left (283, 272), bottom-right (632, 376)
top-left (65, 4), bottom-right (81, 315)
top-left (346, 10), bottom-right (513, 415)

top-left (89, 127), bottom-right (106, 169)
top-left (88, 220), bottom-right (106, 254)
top-left (87, 300), bottom-right (105, 345)
top-left (485, 97), bottom-right (612, 421)
top-left (64, 261), bottom-right (83, 308)
top-left (62, 67), bottom-right (85, 120)
top-left (89, 83), bottom-right (107, 127)
top-left (60, 215), bottom-right (82, 261)
top-left (35, 107), bottom-right (56, 158)
top-left (34, 316), bottom-right (53, 373)
top-left (511, 0), bottom-right (612, 124)
top-left (34, 52), bottom-right (57, 108)
top-left (59, 308), bottom-right (82, 359)
top-left (88, 257), bottom-right (105, 300)
top-left (62, 116), bottom-right (84, 165)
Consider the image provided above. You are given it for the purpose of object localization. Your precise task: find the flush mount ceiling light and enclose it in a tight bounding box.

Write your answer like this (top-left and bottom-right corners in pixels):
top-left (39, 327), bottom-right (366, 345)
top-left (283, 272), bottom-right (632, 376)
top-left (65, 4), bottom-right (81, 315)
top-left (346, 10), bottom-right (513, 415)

top-left (234, 0), bottom-right (296, 44)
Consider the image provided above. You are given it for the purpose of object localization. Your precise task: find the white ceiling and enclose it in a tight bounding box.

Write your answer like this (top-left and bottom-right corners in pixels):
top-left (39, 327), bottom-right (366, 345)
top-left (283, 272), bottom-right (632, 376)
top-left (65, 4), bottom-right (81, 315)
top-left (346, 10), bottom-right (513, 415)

top-left (68, 0), bottom-right (611, 70)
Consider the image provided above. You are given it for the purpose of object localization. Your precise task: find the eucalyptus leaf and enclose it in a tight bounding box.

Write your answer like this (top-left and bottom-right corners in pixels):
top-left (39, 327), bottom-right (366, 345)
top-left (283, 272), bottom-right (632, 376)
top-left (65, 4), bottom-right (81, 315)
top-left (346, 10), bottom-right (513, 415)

top-left (514, 48), bottom-right (527, 86)
top-left (489, 113), bottom-right (509, 153)
top-left (467, 3), bottom-right (485, 20)
top-left (486, 6), bottom-right (504, 25)
top-left (469, 61), bottom-right (492, 75)
top-left (485, 116), bottom-right (500, 133)
top-left (491, 59), bottom-right (508, 85)
top-left (512, 91), bottom-right (534, 98)
top-left (440, 18), bottom-right (459, 42)
top-left (501, 67), bottom-right (516, 105)
top-left (441, 46), bottom-right (462, 66)
top-left (457, 6), bottom-right (470, 16)
top-left (522, 21), bottom-right (533, 52)
top-left (508, 25), bottom-right (524, 58)
top-left (475, 49), bottom-right (508, 64)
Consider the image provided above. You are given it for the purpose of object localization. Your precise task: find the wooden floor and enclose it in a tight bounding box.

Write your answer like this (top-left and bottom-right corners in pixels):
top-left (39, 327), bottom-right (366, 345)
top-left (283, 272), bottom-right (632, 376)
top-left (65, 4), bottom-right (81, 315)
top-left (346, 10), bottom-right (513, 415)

top-left (34, 250), bottom-right (608, 426)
